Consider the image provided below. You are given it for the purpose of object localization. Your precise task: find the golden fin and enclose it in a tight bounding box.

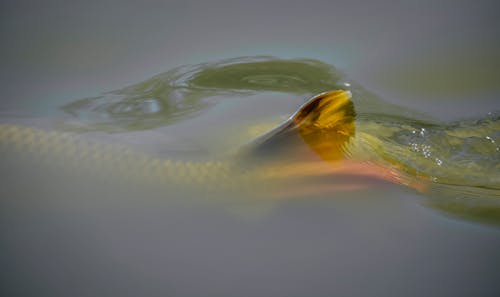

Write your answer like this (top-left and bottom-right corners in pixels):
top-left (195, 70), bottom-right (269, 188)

top-left (293, 90), bottom-right (356, 161)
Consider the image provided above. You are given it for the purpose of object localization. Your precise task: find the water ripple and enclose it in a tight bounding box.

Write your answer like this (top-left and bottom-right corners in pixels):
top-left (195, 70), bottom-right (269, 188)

top-left (61, 56), bottom-right (349, 132)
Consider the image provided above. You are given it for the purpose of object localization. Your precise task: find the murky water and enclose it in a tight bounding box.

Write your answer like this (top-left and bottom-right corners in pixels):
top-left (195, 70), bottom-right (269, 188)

top-left (1, 57), bottom-right (499, 297)
top-left (1, 1), bottom-right (500, 297)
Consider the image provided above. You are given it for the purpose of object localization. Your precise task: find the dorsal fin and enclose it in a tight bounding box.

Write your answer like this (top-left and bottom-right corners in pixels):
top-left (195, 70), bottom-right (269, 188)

top-left (292, 90), bottom-right (356, 161)
top-left (238, 90), bottom-right (356, 164)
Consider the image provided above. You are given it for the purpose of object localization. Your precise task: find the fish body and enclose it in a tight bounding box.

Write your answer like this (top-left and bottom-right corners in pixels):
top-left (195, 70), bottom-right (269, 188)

top-left (0, 91), bottom-right (400, 199)
top-left (1, 56), bottom-right (499, 224)
top-left (1, 91), bottom-right (498, 195)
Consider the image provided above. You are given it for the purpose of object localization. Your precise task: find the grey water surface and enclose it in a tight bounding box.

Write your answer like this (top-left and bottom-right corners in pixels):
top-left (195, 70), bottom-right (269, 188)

top-left (1, 1), bottom-right (500, 297)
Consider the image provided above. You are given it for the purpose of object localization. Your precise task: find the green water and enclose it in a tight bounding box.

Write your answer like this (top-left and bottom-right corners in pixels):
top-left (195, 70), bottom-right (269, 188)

top-left (60, 56), bottom-right (423, 131)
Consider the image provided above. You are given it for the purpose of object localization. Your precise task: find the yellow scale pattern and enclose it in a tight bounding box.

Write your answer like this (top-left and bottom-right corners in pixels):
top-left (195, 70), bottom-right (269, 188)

top-left (0, 124), bottom-right (246, 191)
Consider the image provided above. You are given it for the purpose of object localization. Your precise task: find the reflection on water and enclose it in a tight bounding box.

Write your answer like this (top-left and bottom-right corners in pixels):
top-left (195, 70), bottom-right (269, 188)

top-left (62, 57), bottom-right (345, 131)
top-left (61, 56), bottom-right (408, 132)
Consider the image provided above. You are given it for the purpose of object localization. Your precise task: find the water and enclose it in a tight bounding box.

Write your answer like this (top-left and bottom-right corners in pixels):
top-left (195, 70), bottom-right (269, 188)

top-left (1, 1), bottom-right (500, 297)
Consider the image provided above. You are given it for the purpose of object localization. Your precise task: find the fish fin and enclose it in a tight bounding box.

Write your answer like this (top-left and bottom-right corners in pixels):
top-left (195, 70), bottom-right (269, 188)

top-left (236, 90), bottom-right (356, 164)
top-left (292, 90), bottom-right (356, 161)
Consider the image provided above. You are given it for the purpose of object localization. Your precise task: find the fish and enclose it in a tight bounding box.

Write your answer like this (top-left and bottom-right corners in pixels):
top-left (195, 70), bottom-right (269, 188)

top-left (1, 89), bottom-right (499, 224)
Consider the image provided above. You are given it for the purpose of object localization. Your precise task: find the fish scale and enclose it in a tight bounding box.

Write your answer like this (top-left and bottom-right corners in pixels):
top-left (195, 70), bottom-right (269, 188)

top-left (1, 90), bottom-right (499, 207)
top-left (0, 124), bottom-right (237, 190)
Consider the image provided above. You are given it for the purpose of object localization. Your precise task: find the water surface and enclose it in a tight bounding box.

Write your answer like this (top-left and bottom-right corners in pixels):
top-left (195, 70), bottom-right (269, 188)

top-left (1, 57), bottom-right (500, 297)
top-left (1, 1), bottom-right (500, 296)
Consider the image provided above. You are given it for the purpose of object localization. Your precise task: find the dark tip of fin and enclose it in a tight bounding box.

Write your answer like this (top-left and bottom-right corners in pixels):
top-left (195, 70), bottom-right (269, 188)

top-left (293, 90), bottom-right (356, 161)
top-left (293, 90), bottom-right (356, 130)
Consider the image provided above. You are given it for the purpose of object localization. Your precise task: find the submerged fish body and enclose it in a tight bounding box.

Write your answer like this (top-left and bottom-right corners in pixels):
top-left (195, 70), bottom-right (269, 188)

top-left (1, 57), bottom-right (499, 224)
top-left (0, 91), bottom-right (413, 192)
